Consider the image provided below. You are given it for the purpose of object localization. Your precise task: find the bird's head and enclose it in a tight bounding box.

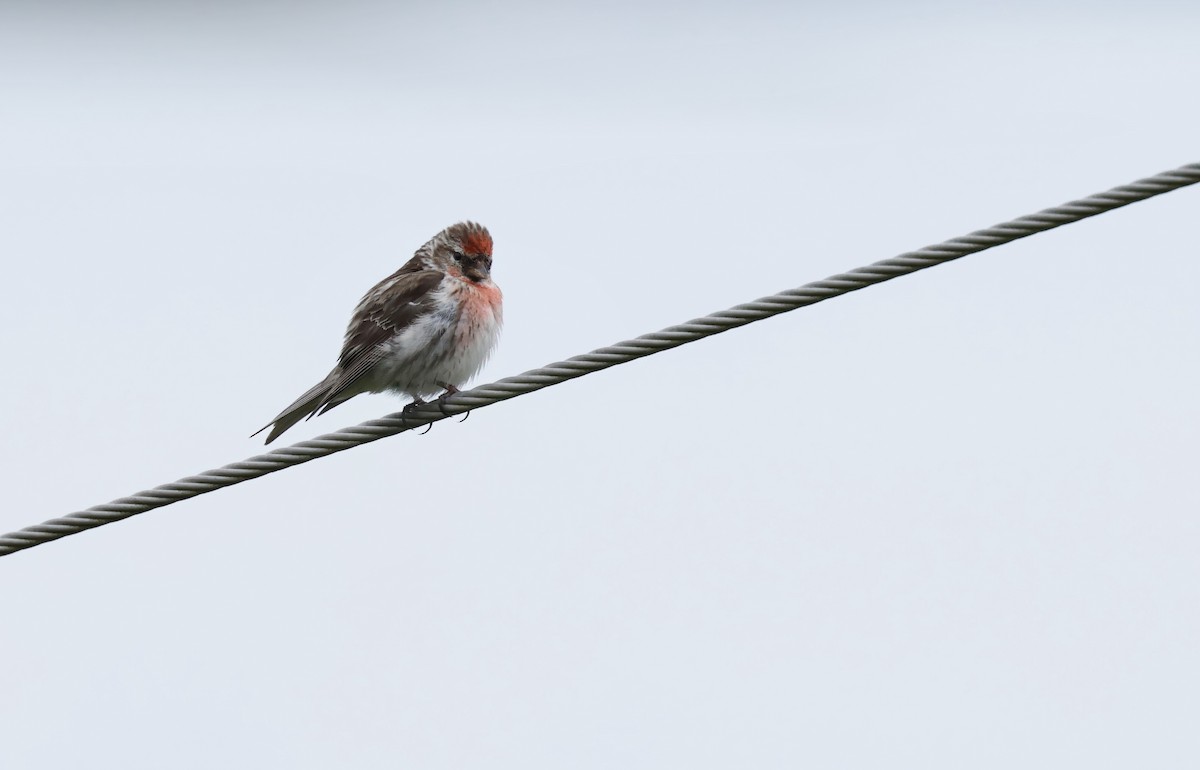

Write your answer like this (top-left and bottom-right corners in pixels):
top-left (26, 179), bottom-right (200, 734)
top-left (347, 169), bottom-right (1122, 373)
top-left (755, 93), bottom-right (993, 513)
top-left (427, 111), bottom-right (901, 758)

top-left (427, 221), bottom-right (494, 283)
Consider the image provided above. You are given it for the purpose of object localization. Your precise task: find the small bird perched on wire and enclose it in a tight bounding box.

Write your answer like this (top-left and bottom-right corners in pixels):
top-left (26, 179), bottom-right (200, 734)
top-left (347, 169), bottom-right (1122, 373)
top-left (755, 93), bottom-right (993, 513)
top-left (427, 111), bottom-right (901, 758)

top-left (254, 221), bottom-right (503, 444)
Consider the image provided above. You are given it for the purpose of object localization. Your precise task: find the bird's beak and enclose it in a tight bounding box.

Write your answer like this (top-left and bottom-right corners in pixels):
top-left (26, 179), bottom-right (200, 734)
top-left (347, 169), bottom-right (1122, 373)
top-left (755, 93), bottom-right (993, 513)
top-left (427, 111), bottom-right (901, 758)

top-left (467, 260), bottom-right (491, 281)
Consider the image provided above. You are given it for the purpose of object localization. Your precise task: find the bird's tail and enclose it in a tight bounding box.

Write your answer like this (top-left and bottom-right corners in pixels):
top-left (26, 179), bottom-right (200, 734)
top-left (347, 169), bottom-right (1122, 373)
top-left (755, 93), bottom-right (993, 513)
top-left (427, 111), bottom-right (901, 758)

top-left (252, 370), bottom-right (347, 444)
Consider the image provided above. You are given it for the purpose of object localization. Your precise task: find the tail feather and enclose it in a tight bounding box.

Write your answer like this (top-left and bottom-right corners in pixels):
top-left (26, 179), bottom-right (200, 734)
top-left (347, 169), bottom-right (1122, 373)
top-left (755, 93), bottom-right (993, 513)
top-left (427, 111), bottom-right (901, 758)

top-left (252, 370), bottom-right (343, 444)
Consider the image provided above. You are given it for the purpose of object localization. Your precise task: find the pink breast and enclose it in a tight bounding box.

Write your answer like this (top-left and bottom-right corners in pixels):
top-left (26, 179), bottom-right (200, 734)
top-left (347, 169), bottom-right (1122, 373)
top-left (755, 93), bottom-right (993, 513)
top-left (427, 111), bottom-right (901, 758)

top-left (455, 281), bottom-right (503, 337)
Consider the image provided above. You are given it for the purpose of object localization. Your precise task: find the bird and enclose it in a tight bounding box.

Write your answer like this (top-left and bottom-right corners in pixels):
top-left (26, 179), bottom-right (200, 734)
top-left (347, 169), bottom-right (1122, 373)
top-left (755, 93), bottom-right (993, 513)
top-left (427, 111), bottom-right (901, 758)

top-left (254, 221), bottom-right (503, 444)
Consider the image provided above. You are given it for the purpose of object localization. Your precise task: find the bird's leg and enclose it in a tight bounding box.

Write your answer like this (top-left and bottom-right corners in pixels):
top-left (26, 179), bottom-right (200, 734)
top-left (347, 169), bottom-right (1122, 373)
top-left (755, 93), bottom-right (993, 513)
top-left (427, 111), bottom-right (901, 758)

top-left (400, 397), bottom-right (428, 432)
top-left (435, 383), bottom-right (462, 419)
top-left (435, 384), bottom-right (470, 422)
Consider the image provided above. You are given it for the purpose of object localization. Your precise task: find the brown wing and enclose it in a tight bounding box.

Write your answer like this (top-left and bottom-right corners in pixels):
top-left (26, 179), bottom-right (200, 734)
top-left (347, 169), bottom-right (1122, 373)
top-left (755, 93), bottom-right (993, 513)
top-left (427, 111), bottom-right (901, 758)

top-left (314, 268), bottom-right (446, 412)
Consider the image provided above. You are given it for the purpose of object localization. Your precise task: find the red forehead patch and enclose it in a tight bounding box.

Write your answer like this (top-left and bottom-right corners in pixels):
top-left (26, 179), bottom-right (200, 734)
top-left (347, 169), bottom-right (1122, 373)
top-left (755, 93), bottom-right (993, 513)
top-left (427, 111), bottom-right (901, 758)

top-left (462, 230), bottom-right (493, 257)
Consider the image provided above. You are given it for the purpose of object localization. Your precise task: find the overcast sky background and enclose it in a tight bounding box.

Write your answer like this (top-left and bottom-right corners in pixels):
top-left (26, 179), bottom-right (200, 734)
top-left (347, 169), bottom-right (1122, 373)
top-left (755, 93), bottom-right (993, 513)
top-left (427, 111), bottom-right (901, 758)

top-left (2, 1), bottom-right (1198, 767)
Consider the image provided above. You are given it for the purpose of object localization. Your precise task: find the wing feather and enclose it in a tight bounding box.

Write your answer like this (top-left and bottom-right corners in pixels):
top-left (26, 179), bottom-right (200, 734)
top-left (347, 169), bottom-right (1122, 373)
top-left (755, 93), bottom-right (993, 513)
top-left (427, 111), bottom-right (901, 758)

top-left (311, 268), bottom-right (445, 413)
top-left (254, 264), bottom-right (445, 444)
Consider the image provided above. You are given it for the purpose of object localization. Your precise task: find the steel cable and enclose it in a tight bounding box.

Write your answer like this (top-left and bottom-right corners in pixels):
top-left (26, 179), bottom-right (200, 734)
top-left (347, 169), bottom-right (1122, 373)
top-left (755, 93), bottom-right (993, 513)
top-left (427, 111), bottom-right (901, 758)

top-left (2, 162), bottom-right (1198, 558)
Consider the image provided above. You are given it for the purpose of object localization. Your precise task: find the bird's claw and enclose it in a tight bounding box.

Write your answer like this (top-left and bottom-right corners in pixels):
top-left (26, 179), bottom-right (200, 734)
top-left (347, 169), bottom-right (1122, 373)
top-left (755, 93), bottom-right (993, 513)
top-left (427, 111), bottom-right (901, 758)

top-left (401, 386), bottom-right (467, 435)
top-left (400, 398), bottom-right (428, 433)
top-left (435, 384), bottom-right (461, 419)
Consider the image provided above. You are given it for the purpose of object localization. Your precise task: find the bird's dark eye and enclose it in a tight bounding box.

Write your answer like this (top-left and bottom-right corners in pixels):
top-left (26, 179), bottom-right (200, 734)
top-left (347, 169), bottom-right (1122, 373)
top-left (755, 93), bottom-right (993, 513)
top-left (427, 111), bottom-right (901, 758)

top-left (452, 251), bottom-right (465, 263)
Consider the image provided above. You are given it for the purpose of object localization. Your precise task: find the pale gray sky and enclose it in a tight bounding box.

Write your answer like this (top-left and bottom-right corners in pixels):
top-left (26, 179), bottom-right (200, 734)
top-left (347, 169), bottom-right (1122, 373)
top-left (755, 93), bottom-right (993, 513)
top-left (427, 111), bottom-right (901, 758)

top-left (2, 2), bottom-right (1198, 767)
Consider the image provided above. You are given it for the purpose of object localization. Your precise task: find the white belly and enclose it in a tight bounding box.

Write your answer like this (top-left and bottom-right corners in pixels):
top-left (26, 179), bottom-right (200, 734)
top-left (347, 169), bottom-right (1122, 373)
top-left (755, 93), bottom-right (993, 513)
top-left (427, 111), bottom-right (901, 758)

top-left (369, 278), bottom-right (502, 398)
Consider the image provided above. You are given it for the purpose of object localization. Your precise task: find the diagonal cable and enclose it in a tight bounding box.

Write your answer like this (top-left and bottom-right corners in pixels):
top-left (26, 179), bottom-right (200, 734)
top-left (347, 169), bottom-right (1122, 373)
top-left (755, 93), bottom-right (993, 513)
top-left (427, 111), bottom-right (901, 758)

top-left (2, 162), bottom-right (1198, 559)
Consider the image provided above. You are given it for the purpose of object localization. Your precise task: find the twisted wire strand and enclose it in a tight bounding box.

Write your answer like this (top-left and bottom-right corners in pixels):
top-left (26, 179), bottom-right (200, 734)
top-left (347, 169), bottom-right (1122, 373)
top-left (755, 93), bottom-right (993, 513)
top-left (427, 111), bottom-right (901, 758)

top-left (3, 162), bottom-right (1198, 558)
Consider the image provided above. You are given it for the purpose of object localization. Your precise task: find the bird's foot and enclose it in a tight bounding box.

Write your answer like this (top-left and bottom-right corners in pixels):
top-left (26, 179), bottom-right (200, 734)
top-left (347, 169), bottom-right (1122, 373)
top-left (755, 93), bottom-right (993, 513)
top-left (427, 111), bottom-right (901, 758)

top-left (400, 397), bottom-right (434, 434)
top-left (436, 381), bottom-right (463, 417)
